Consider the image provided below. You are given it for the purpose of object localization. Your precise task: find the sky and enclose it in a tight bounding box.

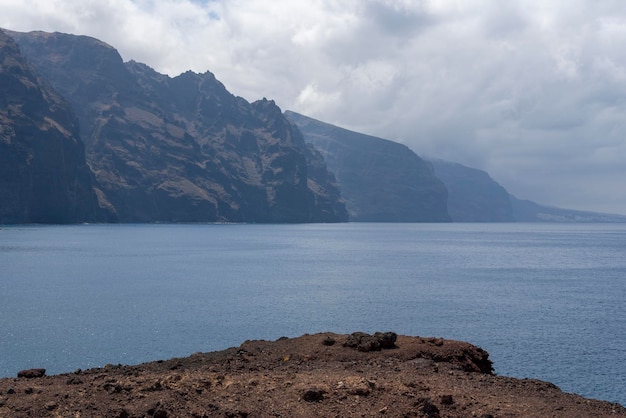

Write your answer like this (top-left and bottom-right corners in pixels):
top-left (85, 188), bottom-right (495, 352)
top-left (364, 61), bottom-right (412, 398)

top-left (2, 0), bottom-right (625, 215)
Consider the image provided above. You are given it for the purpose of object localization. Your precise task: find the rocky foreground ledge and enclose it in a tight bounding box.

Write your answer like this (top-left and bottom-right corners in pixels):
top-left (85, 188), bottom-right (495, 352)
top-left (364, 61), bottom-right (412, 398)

top-left (0, 332), bottom-right (624, 417)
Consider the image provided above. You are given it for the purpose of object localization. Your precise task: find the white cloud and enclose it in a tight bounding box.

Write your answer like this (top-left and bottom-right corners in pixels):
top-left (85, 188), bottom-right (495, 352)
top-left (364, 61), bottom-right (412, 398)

top-left (295, 84), bottom-right (341, 116)
top-left (1, 0), bottom-right (626, 214)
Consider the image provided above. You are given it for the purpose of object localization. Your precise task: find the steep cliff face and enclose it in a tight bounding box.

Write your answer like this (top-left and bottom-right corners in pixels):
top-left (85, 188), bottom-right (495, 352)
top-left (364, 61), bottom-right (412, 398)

top-left (285, 111), bottom-right (450, 222)
top-left (428, 159), bottom-right (515, 222)
top-left (250, 99), bottom-right (347, 222)
top-left (9, 30), bottom-right (347, 223)
top-left (0, 30), bottom-right (105, 224)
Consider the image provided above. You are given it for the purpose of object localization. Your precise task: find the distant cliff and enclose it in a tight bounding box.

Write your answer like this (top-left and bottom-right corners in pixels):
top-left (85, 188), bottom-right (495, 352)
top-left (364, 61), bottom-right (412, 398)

top-left (4, 28), bottom-right (620, 225)
top-left (427, 159), bottom-right (514, 222)
top-left (7, 30), bottom-right (347, 223)
top-left (0, 30), bottom-right (106, 223)
top-left (285, 111), bottom-right (450, 222)
top-left (428, 158), bottom-right (626, 223)
top-left (510, 195), bottom-right (626, 223)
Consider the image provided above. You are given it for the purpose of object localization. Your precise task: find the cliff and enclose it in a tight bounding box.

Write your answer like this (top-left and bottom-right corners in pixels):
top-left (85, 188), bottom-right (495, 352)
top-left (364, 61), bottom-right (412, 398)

top-left (6, 30), bottom-right (347, 223)
top-left (428, 159), bottom-right (515, 222)
top-left (285, 111), bottom-right (450, 222)
top-left (428, 158), bottom-right (626, 223)
top-left (0, 30), bottom-right (107, 223)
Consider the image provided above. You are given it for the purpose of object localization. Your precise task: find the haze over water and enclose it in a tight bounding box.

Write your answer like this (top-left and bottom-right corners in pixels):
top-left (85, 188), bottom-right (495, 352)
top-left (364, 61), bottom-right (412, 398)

top-left (1, 223), bottom-right (625, 406)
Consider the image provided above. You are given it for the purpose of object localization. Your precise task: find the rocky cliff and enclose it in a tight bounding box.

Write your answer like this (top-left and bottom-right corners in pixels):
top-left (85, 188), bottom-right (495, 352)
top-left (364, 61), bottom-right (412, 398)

top-left (285, 111), bottom-right (450, 222)
top-left (0, 30), bottom-right (106, 223)
top-left (7, 30), bottom-right (347, 223)
top-left (428, 158), bottom-right (626, 223)
top-left (428, 159), bottom-right (515, 222)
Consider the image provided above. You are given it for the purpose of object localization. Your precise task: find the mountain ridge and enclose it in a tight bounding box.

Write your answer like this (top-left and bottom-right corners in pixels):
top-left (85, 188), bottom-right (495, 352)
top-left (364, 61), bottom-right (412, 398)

top-left (2, 28), bottom-right (623, 224)
top-left (430, 158), bottom-right (626, 223)
top-left (5, 29), bottom-right (347, 223)
top-left (288, 111), bottom-right (626, 223)
top-left (286, 110), bottom-right (451, 222)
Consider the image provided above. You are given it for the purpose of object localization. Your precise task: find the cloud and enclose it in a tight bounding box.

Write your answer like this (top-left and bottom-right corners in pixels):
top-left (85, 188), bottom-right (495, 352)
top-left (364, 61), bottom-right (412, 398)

top-left (361, 0), bottom-right (436, 37)
top-left (1, 0), bottom-right (626, 214)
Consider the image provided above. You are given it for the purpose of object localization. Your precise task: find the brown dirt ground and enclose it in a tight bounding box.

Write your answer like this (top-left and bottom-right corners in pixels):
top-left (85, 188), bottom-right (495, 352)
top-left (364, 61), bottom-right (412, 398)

top-left (0, 332), bottom-right (624, 418)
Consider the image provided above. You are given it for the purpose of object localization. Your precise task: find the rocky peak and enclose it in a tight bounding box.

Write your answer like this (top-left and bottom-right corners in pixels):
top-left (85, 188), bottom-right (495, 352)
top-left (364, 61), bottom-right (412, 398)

top-left (8, 29), bottom-right (347, 223)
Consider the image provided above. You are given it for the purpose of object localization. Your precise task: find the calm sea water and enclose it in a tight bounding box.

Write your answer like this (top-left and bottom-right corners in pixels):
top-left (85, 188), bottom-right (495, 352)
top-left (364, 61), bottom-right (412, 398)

top-left (0, 223), bottom-right (625, 405)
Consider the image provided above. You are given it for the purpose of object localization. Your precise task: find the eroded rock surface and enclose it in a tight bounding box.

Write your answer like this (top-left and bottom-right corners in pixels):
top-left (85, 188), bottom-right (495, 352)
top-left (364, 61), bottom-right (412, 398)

top-left (6, 30), bottom-right (347, 223)
top-left (1, 332), bottom-right (624, 417)
top-left (0, 30), bottom-right (107, 223)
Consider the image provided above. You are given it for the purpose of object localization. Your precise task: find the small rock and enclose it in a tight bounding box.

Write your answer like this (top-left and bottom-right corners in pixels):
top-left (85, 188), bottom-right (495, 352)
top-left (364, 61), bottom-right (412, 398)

top-left (225, 411), bottom-right (248, 418)
top-left (344, 332), bottom-right (380, 352)
top-left (344, 332), bottom-right (372, 350)
top-left (425, 337), bottom-right (444, 346)
top-left (142, 381), bottom-right (163, 392)
top-left (440, 394), bottom-right (454, 405)
top-left (411, 358), bottom-right (437, 372)
top-left (6, 388), bottom-right (15, 395)
top-left (44, 401), bottom-right (58, 411)
top-left (359, 338), bottom-right (380, 352)
top-left (302, 387), bottom-right (325, 402)
top-left (374, 332), bottom-right (397, 349)
top-left (17, 368), bottom-right (46, 378)
top-left (349, 386), bottom-right (371, 396)
top-left (153, 410), bottom-right (168, 418)
top-left (147, 403), bottom-right (170, 418)
top-left (66, 376), bottom-right (83, 385)
top-left (116, 409), bottom-right (130, 418)
top-left (416, 398), bottom-right (440, 418)
top-left (24, 388), bottom-right (34, 394)
top-left (344, 331), bottom-right (398, 352)
top-left (322, 336), bottom-right (336, 346)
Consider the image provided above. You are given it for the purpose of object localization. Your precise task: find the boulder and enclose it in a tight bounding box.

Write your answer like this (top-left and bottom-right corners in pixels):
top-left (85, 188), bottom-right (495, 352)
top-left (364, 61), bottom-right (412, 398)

top-left (17, 369), bottom-right (46, 379)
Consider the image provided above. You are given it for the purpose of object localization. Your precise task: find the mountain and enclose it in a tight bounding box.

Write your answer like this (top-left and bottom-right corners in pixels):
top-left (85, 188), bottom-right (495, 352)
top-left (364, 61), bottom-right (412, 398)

top-left (510, 195), bottom-right (626, 223)
top-left (428, 159), bottom-right (515, 222)
top-left (285, 111), bottom-right (450, 222)
top-left (7, 30), bottom-right (347, 223)
top-left (429, 158), bottom-right (626, 223)
top-left (5, 29), bottom-right (620, 225)
top-left (286, 110), bottom-right (625, 223)
top-left (0, 30), bottom-right (107, 223)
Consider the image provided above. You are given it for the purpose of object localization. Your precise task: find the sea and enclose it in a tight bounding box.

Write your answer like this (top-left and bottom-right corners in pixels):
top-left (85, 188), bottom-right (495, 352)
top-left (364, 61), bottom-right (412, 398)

top-left (0, 223), bottom-right (625, 406)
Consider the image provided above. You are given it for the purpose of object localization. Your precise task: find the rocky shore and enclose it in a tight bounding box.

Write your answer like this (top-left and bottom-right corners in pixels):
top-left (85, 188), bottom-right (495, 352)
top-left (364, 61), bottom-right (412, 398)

top-left (0, 332), bottom-right (624, 417)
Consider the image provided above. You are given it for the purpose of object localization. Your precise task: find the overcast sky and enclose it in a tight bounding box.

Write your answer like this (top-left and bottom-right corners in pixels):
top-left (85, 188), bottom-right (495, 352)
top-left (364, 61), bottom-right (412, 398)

top-left (2, 0), bottom-right (625, 214)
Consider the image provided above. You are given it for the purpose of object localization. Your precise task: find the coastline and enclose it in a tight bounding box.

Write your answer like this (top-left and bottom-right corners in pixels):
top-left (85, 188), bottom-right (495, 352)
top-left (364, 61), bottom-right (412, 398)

top-left (1, 332), bottom-right (624, 417)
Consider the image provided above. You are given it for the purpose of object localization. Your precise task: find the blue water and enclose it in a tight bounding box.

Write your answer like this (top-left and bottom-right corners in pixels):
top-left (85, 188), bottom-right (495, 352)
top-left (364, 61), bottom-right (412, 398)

top-left (0, 223), bottom-right (625, 405)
